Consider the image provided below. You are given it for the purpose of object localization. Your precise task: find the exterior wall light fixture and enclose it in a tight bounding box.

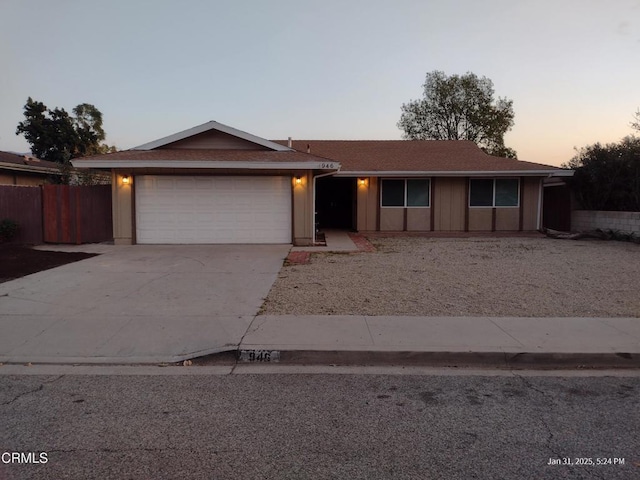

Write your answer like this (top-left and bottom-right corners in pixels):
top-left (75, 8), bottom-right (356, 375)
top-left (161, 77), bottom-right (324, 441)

top-left (295, 176), bottom-right (302, 185)
top-left (122, 175), bottom-right (131, 185)
top-left (358, 178), bottom-right (367, 187)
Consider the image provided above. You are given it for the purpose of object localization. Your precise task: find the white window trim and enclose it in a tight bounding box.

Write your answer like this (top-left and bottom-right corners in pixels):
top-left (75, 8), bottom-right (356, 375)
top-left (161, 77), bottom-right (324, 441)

top-left (469, 178), bottom-right (520, 208)
top-left (381, 178), bottom-right (431, 208)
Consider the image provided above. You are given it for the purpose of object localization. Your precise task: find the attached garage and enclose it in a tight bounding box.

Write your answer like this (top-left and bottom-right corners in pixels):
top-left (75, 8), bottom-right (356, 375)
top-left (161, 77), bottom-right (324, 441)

top-left (135, 175), bottom-right (292, 244)
top-left (71, 119), bottom-right (335, 246)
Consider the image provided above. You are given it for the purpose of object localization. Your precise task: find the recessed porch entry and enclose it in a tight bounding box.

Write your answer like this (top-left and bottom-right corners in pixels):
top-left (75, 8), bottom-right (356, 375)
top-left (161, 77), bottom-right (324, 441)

top-left (315, 176), bottom-right (356, 230)
top-left (135, 175), bottom-right (292, 244)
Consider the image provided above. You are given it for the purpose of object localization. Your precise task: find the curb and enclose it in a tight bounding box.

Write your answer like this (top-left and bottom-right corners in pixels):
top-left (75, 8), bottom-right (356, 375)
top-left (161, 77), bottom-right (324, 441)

top-left (3, 350), bottom-right (638, 370)
top-left (193, 349), bottom-right (640, 370)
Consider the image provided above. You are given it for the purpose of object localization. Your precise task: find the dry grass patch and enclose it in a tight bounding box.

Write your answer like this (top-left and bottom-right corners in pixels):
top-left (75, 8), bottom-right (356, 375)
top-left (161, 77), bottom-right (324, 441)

top-left (261, 237), bottom-right (640, 317)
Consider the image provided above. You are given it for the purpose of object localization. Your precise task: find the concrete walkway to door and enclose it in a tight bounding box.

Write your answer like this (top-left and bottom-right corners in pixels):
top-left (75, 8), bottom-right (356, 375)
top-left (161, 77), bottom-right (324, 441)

top-left (0, 244), bottom-right (289, 364)
top-left (289, 230), bottom-right (360, 253)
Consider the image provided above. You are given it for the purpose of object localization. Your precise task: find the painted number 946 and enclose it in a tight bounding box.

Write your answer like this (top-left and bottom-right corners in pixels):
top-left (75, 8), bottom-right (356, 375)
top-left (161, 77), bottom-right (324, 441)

top-left (238, 350), bottom-right (280, 363)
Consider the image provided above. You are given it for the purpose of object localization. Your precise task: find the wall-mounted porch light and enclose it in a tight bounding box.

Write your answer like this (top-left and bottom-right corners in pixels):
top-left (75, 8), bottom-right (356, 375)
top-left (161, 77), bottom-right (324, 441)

top-left (295, 176), bottom-right (302, 185)
top-left (358, 178), bottom-right (367, 187)
top-left (122, 175), bottom-right (131, 185)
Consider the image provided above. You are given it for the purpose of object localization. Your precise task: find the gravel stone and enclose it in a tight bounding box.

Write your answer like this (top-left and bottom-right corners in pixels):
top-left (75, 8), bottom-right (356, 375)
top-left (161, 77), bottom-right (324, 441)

top-left (261, 237), bottom-right (640, 317)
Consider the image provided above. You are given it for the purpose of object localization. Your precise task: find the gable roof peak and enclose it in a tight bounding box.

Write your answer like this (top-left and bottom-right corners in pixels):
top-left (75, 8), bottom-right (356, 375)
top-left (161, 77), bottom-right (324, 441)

top-left (132, 121), bottom-right (293, 152)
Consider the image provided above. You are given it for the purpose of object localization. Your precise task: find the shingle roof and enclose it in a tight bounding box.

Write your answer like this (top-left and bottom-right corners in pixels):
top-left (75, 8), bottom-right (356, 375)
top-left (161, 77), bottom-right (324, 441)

top-left (74, 140), bottom-right (570, 176)
top-left (75, 149), bottom-right (336, 164)
top-left (273, 140), bottom-right (564, 173)
top-left (0, 151), bottom-right (60, 170)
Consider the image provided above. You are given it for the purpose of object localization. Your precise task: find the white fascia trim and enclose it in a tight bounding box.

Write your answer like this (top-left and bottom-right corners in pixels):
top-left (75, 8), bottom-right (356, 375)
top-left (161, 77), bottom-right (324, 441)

top-left (543, 179), bottom-right (569, 187)
top-left (132, 121), bottom-right (293, 152)
top-left (0, 162), bottom-right (61, 175)
top-left (71, 159), bottom-right (339, 170)
top-left (334, 170), bottom-right (574, 177)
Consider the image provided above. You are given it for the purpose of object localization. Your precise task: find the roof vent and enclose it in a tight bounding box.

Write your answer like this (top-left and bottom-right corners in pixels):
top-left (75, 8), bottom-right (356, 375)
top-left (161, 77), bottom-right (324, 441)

top-left (288, 137), bottom-right (292, 148)
top-left (307, 144), bottom-right (310, 154)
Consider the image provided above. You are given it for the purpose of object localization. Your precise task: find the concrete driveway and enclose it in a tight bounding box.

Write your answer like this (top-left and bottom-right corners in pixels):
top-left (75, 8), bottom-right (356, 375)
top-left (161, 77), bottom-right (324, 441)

top-left (0, 244), bottom-right (290, 364)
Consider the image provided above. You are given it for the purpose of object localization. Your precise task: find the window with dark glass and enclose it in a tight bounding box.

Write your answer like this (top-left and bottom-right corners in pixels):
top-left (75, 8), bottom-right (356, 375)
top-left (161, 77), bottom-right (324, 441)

top-left (381, 179), bottom-right (430, 207)
top-left (469, 178), bottom-right (519, 207)
top-left (495, 179), bottom-right (519, 206)
top-left (469, 179), bottom-right (494, 206)
top-left (407, 179), bottom-right (430, 206)
top-left (381, 179), bottom-right (405, 206)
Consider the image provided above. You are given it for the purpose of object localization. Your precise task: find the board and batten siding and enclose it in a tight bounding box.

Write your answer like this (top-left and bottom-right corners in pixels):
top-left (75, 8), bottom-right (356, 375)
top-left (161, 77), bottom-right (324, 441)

top-left (446, 177), bottom-right (541, 232)
top-left (292, 171), bottom-right (314, 245)
top-left (468, 208), bottom-right (493, 231)
top-left (406, 208), bottom-right (430, 230)
top-left (354, 176), bottom-right (543, 233)
top-left (521, 177), bottom-right (540, 230)
top-left (495, 208), bottom-right (519, 231)
top-left (379, 208), bottom-right (404, 231)
top-left (356, 177), bottom-right (378, 231)
top-left (157, 129), bottom-right (266, 150)
top-left (112, 170), bottom-right (134, 245)
top-left (433, 177), bottom-right (466, 231)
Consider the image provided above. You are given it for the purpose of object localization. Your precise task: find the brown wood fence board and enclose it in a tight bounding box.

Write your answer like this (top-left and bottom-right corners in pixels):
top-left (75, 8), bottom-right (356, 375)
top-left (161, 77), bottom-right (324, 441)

top-left (43, 185), bottom-right (112, 244)
top-left (61, 185), bottom-right (72, 243)
top-left (2, 185), bottom-right (112, 245)
top-left (43, 186), bottom-right (58, 243)
top-left (0, 186), bottom-right (43, 244)
top-left (77, 185), bottom-right (112, 243)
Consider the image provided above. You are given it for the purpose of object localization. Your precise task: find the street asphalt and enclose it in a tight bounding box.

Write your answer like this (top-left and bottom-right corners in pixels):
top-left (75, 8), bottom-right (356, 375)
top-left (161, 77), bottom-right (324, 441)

top-left (1, 370), bottom-right (638, 479)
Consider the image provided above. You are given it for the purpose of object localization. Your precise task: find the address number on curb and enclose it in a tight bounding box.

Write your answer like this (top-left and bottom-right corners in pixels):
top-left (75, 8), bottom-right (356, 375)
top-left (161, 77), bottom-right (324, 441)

top-left (239, 350), bottom-right (280, 363)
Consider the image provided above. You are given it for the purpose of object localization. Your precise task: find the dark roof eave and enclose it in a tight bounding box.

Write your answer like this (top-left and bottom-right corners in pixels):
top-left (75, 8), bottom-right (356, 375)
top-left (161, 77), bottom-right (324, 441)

top-left (71, 159), bottom-right (341, 170)
top-left (334, 169), bottom-right (574, 177)
top-left (0, 162), bottom-right (63, 175)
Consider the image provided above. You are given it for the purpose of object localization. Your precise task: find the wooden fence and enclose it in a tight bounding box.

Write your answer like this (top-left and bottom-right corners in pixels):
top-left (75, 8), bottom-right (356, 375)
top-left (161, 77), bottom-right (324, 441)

top-left (0, 186), bottom-right (43, 244)
top-left (0, 185), bottom-right (112, 245)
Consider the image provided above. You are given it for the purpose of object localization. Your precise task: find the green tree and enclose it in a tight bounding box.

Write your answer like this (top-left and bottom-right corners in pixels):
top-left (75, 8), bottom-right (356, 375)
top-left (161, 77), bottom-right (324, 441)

top-left (16, 97), bottom-right (115, 164)
top-left (563, 136), bottom-right (640, 211)
top-left (398, 71), bottom-right (517, 157)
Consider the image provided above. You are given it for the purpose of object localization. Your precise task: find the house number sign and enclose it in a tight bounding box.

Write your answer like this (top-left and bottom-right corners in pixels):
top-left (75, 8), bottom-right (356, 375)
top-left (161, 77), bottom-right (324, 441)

top-left (238, 349), bottom-right (280, 363)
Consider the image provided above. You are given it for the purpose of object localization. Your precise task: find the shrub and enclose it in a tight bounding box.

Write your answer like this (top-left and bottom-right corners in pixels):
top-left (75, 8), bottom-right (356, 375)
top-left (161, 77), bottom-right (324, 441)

top-left (0, 219), bottom-right (19, 242)
top-left (563, 136), bottom-right (640, 211)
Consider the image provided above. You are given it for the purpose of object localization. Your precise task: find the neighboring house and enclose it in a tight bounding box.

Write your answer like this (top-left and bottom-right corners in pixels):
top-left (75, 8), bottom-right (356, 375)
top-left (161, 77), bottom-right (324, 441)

top-left (73, 121), bottom-right (573, 245)
top-left (0, 151), bottom-right (62, 185)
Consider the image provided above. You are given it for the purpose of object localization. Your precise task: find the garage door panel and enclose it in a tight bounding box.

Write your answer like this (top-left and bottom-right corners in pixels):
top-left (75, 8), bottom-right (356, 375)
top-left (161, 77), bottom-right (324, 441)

top-left (135, 175), bottom-right (291, 244)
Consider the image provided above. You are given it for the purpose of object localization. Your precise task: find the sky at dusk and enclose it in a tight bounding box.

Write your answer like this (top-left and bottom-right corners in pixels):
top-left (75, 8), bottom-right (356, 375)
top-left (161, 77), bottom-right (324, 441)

top-left (1, 0), bottom-right (639, 166)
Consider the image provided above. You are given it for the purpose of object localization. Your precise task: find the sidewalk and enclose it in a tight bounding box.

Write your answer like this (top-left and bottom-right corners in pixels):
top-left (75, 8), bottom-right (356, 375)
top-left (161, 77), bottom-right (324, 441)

top-left (235, 315), bottom-right (640, 369)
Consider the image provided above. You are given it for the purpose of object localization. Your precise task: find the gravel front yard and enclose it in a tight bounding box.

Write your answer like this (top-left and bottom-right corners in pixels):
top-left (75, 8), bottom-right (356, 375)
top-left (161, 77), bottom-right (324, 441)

top-left (261, 237), bottom-right (640, 317)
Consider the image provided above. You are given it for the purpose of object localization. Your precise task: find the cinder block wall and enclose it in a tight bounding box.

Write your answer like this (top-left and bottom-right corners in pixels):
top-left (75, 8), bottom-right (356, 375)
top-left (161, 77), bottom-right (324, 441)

top-left (572, 210), bottom-right (640, 235)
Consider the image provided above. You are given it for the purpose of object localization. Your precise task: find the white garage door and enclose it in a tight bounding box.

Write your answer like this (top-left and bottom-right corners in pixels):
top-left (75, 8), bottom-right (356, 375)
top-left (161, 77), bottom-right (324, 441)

top-left (135, 175), bottom-right (291, 244)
